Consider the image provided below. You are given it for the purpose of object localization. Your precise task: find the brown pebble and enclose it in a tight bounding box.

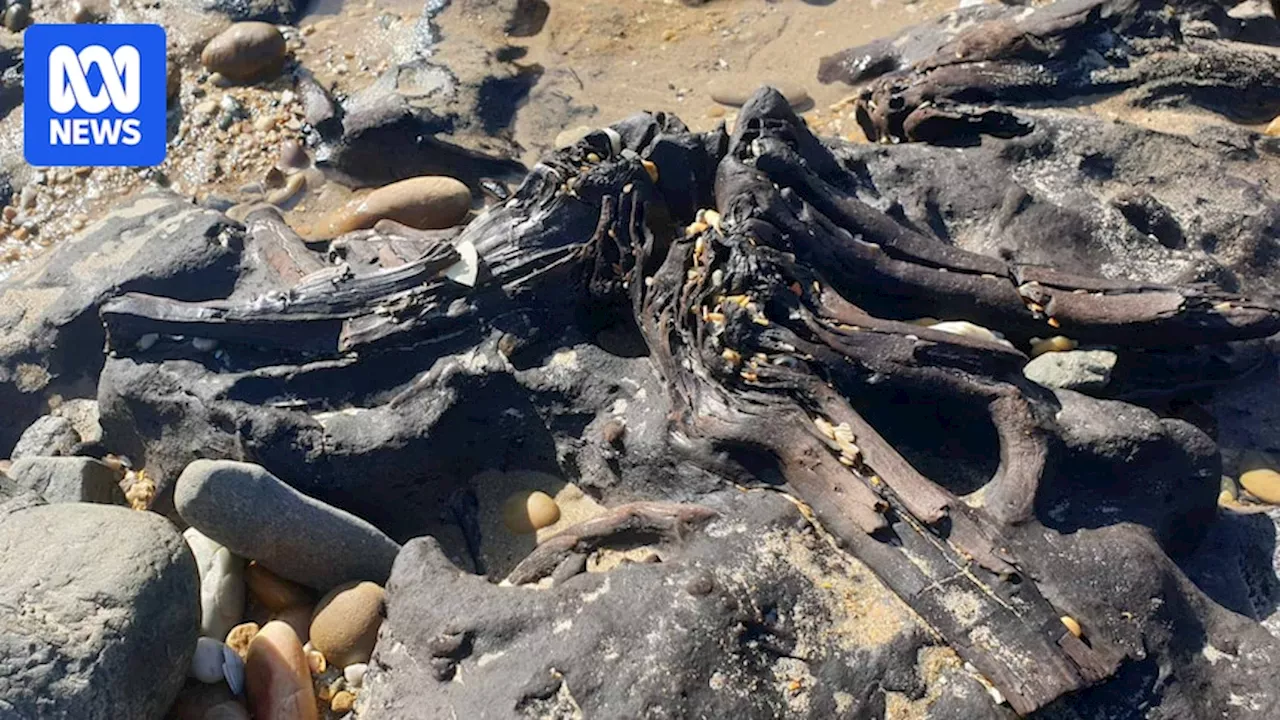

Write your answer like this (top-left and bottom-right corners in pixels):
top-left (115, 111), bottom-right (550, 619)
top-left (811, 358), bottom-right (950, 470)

top-left (245, 621), bottom-right (318, 720)
top-left (501, 490), bottom-right (561, 535)
top-left (272, 604), bottom-right (313, 645)
top-left (201, 22), bottom-right (287, 83)
top-left (330, 690), bottom-right (356, 714)
top-left (306, 648), bottom-right (327, 675)
top-left (602, 419), bottom-right (626, 447)
top-left (278, 139), bottom-right (309, 170)
top-left (1267, 117), bottom-right (1280, 138)
top-left (309, 581), bottom-right (385, 667)
top-left (245, 562), bottom-right (312, 611)
top-left (266, 173), bottom-right (306, 207)
top-left (707, 77), bottom-right (810, 108)
top-left (319, 176), bottom-right (471, 238)
top-left (226, 622), bottom-right (260, 659)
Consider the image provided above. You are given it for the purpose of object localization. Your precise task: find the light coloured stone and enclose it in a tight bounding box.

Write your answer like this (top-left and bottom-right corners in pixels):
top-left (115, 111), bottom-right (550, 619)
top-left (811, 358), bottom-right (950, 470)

top-left (1240, 468), bottom-right (1280, 504)
top-left (184, 527), bottom-right (247, 641)
top-left (1023, 349), bottom-right (1117, 392)
top-left (501, 490), bottom-right (561, 534)
top-left (176, 460), bottom-right (400, 590)
top-left (226, 622), bottom-right (260, 659)
top-left (343, 662), bottom-right (367, 689)
top-left (191, 637), bottom-right (228, 684)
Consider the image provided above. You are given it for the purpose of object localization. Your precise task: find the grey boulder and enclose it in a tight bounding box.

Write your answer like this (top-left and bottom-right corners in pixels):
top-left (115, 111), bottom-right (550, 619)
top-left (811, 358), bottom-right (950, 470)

top-left (175, 459), bottom-right (401, 591)
top-left (5, 456), bottom-right (124, 504)
top-left (10, 415), bottom-right (80, 459)
top-left (0, 503), bottom-right (200, 719)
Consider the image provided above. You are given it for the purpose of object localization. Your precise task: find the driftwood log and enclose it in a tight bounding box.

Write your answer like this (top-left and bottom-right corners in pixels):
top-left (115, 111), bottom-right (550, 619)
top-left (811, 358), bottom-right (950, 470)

top-left (98, 83), bottom-right (1280, 714)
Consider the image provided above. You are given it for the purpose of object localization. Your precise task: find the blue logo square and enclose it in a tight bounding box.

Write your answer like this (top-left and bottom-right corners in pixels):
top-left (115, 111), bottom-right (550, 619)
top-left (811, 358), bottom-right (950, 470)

top-left (23, 24), bottom-right (167, 167)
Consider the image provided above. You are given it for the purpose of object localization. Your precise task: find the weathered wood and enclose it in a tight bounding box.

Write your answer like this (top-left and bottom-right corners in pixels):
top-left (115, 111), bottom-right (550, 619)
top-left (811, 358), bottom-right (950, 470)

top-left (97, 87), bottom-right (1280, 716)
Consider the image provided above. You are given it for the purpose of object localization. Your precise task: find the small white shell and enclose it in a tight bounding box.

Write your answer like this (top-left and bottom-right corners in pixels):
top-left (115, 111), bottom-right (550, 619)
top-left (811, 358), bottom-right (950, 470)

top-left (444, 238), bottom-right (480, 287)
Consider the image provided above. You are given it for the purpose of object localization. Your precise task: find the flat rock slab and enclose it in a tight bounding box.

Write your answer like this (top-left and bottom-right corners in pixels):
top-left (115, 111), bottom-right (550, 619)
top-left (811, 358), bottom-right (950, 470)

top-left (175, 459), bottom-right (401, 592)
top-left (0, 503), bottom-right (199, 719)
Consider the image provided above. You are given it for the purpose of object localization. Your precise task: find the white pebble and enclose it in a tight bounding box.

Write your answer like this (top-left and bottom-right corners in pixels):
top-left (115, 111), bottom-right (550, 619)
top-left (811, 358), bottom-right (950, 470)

top-left (183, 528), bottom-right (246, 641)
top-left (191, 637), bottom-right (228, 684)
top-left (343, 662), bottom-right (368, 689)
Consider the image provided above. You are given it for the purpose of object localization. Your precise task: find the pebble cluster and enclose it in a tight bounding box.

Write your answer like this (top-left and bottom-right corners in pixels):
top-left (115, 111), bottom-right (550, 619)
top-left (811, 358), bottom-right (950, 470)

top-left (173, 460), bottom-right (392, 720)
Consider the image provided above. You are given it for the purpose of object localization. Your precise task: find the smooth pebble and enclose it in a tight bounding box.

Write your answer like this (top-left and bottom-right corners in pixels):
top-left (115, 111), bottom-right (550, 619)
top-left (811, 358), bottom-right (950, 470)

top-left (1240, 468), bottom-right (1280, 504)
top-left (201, 22), bottom-right (287, 83)
top-left (273, 604), bottom-right (314, 645)
top-left (278, 139), bottom-right (309, 170)
top-left (330, 690), bottom-right (356, 714)
top-left (192, 637), bottom-right (230, 684)
top-left (245, 621), bottom-right (318, 720)
top-left (226, 622), bottom-right (259, 659)
top-left (245, 561), bottom-right (312, 611)
top-left (554, 125), bottom-right (593, 149)
top-left (501, 490), bottom-right (561, 534)
top-left (223, 645), bottom-right (245, 694)
top-left (343, 662), bottom-right (367, 689)
top-left (320, 176), bottom-right (471, 237)
top-left (309, 581), bottom-right (385, 667)
top-left (707, 78), bottom-right (809, 108)
top-left (184, 527), bottom-right (246, 641)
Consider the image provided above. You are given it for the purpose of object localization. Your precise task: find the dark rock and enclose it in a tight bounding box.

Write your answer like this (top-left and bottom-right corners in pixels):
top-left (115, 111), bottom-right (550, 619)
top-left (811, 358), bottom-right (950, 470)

top-left (10, 414), bottom-right (80, 459)
top-left (0, 192), bottom-right (243, 456)
top-left (5, 456), bottom-right (124, 504)
top-left (0, 41), bottom-right (20, 121)
top-left (175, 459), bottom-right (401, 590)
top-left (317, 60), bottom-right (526, 189)
top-left (364, 492), bottom-right (1003, 719)
top-left (201, 0), bottom-right (302, 24)
top-left (1042, 390), bottom-right (1220, 555)
top-left (0, 503), bottom-right (199, 719)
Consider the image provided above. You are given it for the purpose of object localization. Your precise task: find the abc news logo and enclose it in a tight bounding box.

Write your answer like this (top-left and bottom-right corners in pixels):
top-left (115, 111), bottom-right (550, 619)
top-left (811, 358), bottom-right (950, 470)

top-left (48, 44), bottom-right (143, 146)
top-left (24, 24), bottom-right (166, 167)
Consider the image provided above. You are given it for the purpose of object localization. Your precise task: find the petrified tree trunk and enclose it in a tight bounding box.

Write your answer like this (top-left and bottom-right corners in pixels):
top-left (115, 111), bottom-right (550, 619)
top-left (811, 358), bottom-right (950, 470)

top-left (100, 87), bottom-right (1279, 714)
